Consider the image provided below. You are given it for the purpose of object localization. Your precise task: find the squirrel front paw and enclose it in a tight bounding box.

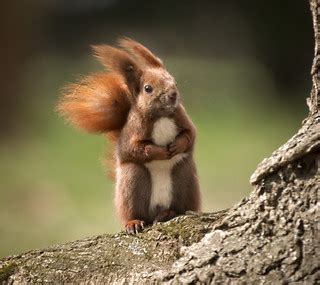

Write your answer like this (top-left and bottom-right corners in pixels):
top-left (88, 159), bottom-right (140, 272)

top-left (145, 145), bottom-right (170, 160)
top-left (168, 135), bottom-right (189, 156)
top-left (125, 219), bottom-right (145, 234)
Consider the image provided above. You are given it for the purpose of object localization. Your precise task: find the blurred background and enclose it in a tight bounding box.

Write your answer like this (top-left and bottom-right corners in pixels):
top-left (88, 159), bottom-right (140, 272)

top-left (0, 0), bottom-right (313, 257)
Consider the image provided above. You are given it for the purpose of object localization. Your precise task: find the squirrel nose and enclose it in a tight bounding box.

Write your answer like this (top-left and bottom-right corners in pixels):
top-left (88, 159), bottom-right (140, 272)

top-left (168, 91), bottom-right (177, 101)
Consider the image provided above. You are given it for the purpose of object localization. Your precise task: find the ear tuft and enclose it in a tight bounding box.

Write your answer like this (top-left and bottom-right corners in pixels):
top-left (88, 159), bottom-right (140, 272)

top-left (91, 45), bottom-right (142, 94)
top-left (91, 45), bottom-right (136, 72)
top-left (118, 37), bottom-right (164, 68)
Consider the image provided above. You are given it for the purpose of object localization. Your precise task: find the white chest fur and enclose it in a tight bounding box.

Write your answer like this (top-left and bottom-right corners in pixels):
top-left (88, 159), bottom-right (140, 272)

top-left (152, 117), bottom-right (178, 146)
top-left (146, 117), bottom-right (187, 214)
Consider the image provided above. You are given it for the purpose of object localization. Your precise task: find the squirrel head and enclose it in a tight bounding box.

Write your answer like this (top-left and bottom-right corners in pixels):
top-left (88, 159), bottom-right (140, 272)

top-left (57, 38), bottom-right (179, 134)
top-left (94, 38), bottom-right (180, 118)
top-left (118, 38), bottom-right (179, 117)
top-left (135, 67), bottom-right (179, 117)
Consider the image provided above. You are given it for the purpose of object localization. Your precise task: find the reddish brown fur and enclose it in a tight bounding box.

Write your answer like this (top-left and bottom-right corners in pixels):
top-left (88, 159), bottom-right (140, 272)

top-left (115, 102), bottom-right (200, 229)
top-left (119, 37), bottom-right (164, 68)
top-left (57, 38), bottom-right (201, 234)
top-left (57, 73), bottom-right (131, 133)
top-left (92, 45), bottom-right (142, 94)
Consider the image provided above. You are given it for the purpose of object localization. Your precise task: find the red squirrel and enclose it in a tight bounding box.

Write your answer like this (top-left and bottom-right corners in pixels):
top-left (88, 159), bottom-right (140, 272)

top-left (58, 38), bottom-right (201, 234)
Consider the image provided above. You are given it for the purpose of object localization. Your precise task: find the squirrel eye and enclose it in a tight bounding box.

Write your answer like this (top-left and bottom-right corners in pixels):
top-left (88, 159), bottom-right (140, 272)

top-left (144, 85), bottom-right (153, 94)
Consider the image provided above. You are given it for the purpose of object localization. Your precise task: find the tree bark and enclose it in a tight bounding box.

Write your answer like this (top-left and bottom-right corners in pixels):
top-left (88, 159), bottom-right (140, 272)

top-left (1, 1), bottom-right (319, 284)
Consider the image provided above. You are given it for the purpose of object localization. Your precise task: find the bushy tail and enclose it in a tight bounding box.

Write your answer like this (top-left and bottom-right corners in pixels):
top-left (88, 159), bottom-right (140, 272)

top-left (57, 72), bottom-right (131, 133)
top-left (57, 38), bottom-right (145, 134)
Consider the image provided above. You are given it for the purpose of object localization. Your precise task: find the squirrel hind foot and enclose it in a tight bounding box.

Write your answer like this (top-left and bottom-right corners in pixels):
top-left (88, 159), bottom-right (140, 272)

top-left (125, 219), bottom-right (145, 235)
top-left (153, 210), bottom-right (177, 224)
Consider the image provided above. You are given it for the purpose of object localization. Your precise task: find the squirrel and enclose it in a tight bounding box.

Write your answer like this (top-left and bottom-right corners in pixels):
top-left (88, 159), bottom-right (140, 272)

top-left (57, 38), bottom-right (201, 234)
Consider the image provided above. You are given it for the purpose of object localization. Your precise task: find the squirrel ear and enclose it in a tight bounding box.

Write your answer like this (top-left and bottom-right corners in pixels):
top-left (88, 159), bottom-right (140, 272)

top-left (118, 37), bottom-right (164, 68)
top-left (92, 45), bottom-right (142, 94)
top-left (57, 73), bottom-right (131, 133)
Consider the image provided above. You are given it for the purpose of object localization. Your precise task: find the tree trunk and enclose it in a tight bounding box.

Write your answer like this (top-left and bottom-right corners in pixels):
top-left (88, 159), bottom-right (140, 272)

top-left (1, 1), bottom-right (319, 284)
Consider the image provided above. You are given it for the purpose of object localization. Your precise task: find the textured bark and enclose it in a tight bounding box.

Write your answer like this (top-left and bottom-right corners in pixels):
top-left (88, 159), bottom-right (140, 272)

top-left (1, 1), bottom-right (319, 284)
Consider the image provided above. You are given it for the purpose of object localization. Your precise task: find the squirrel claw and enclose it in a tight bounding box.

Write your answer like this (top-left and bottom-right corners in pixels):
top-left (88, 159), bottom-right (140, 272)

top-left (168, 144), bottom-right (179, 156)
top-left (125, 220), bottom-right (145, 235)
top-left (145, 144), bottom-right (170, 160)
